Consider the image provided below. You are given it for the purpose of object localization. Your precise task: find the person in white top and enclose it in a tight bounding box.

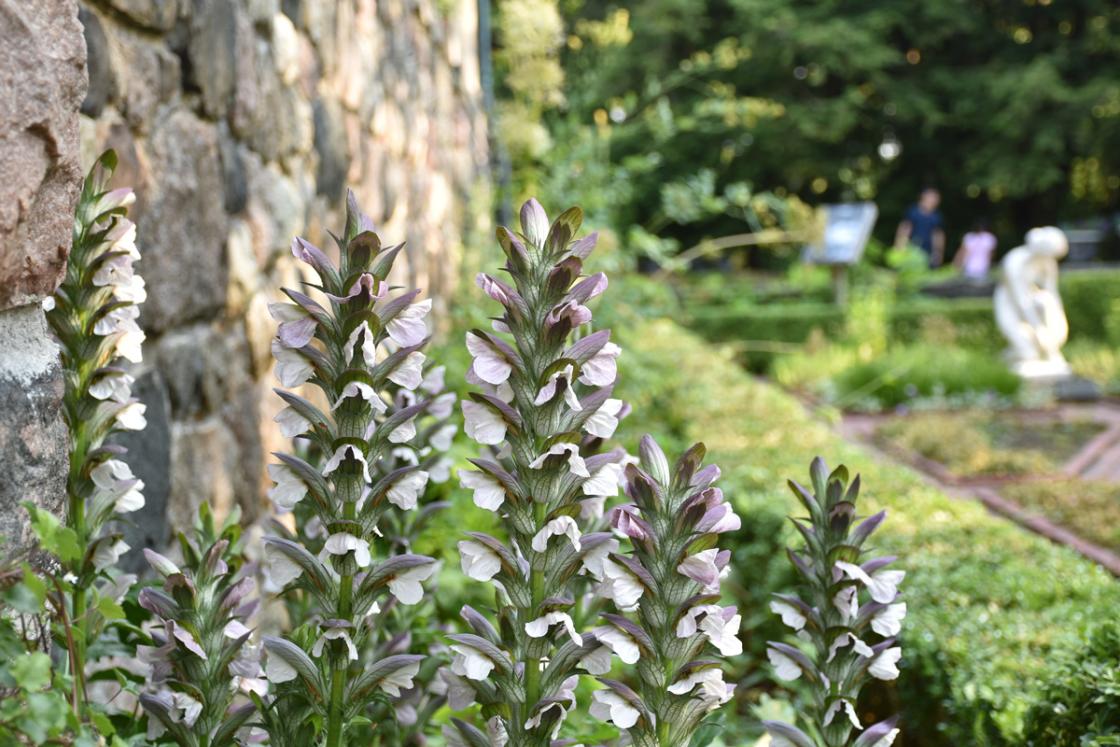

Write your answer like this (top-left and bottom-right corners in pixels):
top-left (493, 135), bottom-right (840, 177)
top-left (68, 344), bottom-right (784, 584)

top-left (954, 219), bottom-right (998, 279)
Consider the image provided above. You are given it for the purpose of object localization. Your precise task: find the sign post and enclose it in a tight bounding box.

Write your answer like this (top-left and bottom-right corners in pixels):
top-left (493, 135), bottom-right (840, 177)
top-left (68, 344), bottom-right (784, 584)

top-left (802, 202), bottom-right (878, 306)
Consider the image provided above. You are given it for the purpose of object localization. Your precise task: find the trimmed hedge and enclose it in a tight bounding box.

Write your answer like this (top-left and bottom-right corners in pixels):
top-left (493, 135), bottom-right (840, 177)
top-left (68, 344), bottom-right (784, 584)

top-left (606, 308), bottom-right (1120, 745)
top-left (684, 268), bottom-right (1120, 370)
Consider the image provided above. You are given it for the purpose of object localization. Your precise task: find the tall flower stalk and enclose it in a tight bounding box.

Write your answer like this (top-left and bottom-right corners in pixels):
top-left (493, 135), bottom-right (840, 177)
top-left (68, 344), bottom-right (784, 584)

top-left (138, 504), bottom-right (264, 746)
top-left (591, 435), bottom-right (740, 747)
top-left (42, 150), bottom-right (147, 716)
top-left (763, 459), bottom-right (903, 747)
top-left (446, 199), bottom-right (625, 746)
top-left (258, 192), bottom-right (436, 747)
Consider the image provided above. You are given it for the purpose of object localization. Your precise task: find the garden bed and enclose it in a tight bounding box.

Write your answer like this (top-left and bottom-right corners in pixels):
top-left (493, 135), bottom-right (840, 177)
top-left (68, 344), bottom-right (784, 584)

top-left (599, 301), bottom-right (1120, 745)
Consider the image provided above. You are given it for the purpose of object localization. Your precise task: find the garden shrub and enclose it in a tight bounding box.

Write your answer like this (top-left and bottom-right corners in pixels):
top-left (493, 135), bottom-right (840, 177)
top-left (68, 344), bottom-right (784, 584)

top-left (1001, 479), bottom-right (1120, 553)
top-left (1021, 620), bottom-right (1120, 746)
top-left (829, 345), bottom-right (1021, 410)
top-left (1059, 269), bottom-right (1120, 344)
top-left (600, 301), bottom-right (1120, 745)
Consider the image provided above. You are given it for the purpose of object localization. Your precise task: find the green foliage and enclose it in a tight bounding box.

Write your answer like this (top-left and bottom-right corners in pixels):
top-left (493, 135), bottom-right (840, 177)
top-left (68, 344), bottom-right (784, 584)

top-left (1002, 479), bottom-right (1120, 553)
top-left (1022, 621), bottom-right (1120, 746)
top-left (601, 297), bottom-right (1120, 744)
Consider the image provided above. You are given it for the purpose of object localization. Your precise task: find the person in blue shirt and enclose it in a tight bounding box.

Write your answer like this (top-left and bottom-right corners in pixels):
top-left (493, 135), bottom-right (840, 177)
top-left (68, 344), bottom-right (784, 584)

top-left (894, 187), bottom-right (946, 267)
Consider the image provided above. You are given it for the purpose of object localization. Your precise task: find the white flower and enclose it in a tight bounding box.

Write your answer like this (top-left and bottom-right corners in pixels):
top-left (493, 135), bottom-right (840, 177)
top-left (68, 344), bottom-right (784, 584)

top-left (420, 364), bottom-right (445, 394)
top-left (525, 612), bottom-right (581, 646)
top-left (115, 273), bottom-right (147, 305)
top-left (583, 398), bottom-right (624, 439)
top-left (531, 516), bottom-right (581, 553)
top-left (580, 495), bottom-right (606, 520)
top-left (834, 586), bottom-right (859, 623)
top-left (387, 470), bottom-right (428, 510)
top-left (323, 533), bottom-right (371, 568)
top-left (835, 561), bottom-right (905, 604)
top-left (450, 643), bottom-right (496, 681)
top-left (578, 646), bottom-right (613, 675)
top-left (380, 661), bottom-right (421, 697)
top-left (823, 698), bottom-right (862, 729)
top-left (116, 402), bottom-right (147, 431)
top-left (528, 442), bottom-right (589, 478)
top-left (462, 400), bottom-right (506, 445)
top-left (312, 627), bottom-right (359, 660)
top-left (275, 406), bottom-right (312, 438)
top-left (580, 536), bottom-right (619, 580)
top-left (582, 461), bottom-right (622, 498)
top-left (579, 341), bottom-right (621, 386)
top-left (93, 539), bottom-right (129, 571)
top-left (387, 299), bottom-right (431, 347)
top-left (600, 558), bottom-right (644, 610)
top-left (770, 600), bottom-right (807, 631)
top-left (89, 371), bottom-right (134, 403)
top-left (223, 620), bottom-right (251, 639)
top-left (342, 321), bottom-right (378, 367)
top-left (429, 391), bottom-right (456, 419)
top-left (871, 602), bottom-right (907, 637)
top-left (272, 340), bottom-right (313, 387)
top-left (265, 652), bottom-right (298, 684)
top-left (593, 626), bottom-right (640, 664)
top-left (767, 648), bottom-right (803, 681)
top-left (677, 548), bottom-right (727, 593)
top-left (460, 470), bottom-right (506, 511)
top-left (322, 444), bottom-right (372, 483)
top-left (267, 464), bottom-right (306, 510)
top-left (429, 456), bottom-right (452, 483)
top-left (331, 381), bottom-right (388, 413)
top-left (868, 647), bottom-right (902, 680)
top-left (699, 609), bottom-right (742, 657)
top-left (388, 416), bottom-right (416, 443)
top-left (42, 296), bottom-right (55, 311)
top-left (524, 676), bottom-right (577, 738)
top-left (430, 424), bottom-right (456, 451)
top-left (667, 668), bottom-right (735, 709)
top-left (264, 543), bottom-right (303, 587)
top-left (827, 632), bottom-right (874, 663)
top-left (388, 351), bottom-right (426, 390)
top-left (459, 540), bottom-right (501, 582)
top-left (533, 365), bottom-right (582, 411)
top-left (466, 332), bottom-right (511, 385)
top-left (389, 562), bottom-right (436, 605)
top-left (589, 689), bottom-right (640, 729)
top-left (90, 459), bottom-right (145, 513)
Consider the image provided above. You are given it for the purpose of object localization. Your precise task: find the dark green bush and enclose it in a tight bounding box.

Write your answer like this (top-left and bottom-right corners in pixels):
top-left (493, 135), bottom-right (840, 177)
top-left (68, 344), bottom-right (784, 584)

top-left (1021, 621), bottom-right (1120, 746)
top-left (1060, 269), bottom-right (1120, 345)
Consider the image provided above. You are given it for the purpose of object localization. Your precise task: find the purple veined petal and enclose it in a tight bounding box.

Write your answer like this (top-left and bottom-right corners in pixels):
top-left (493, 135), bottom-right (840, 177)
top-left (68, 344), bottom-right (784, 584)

top-left (387, 298), bottom-right (432, 347)
top-left (568, 231), bottom-right (598, 259)
top-left (278, 317), bottom-right (317, 348)
top-left (325, 272), bottom-right (384, 304)
top-left (609, 504), bottom-right (651, 540)
top-left (762, 720), bottom-right (816, 747)
top-left (567, 272), bottom-right (609, 303)
top-left (545, 299), bottom-right (592, 329)
top-left (476, 273), bottom-right (512, 304)
top-left (853, 716), bottom-right (901, 747)
top-left (520, 198), bottom-right (550, 249)
top-left (290, 236), bottom-right (335, 272)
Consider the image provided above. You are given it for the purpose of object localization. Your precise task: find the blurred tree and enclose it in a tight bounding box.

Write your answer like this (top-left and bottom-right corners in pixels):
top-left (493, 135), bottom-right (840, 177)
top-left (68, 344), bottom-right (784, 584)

top-left (520, 0), bottom-right (1120, 262)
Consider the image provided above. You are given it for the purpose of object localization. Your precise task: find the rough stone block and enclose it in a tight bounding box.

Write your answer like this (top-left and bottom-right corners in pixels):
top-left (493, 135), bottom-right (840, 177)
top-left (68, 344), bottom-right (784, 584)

top-left (0, 306), bottom-right (68, 556)
top-left (0, 0), bottom-right (87, 310)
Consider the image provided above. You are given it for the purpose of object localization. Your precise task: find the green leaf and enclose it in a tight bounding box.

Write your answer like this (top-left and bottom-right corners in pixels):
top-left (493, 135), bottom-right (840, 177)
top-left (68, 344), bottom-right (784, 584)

top-left (11, 652), bottom-right (51, 691)
top-left (96, 595), bottom-right (126, 621)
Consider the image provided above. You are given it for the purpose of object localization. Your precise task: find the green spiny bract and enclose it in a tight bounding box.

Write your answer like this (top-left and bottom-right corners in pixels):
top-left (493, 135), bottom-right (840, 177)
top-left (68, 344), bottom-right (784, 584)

top-left (763, 458), bottom-right (903, 747)
top-left (258, 191), bottom-right (436, 746)
top-left (446, 199), bottom-right (626, 747)
top-left (138, 504), bottom-right (261, 745)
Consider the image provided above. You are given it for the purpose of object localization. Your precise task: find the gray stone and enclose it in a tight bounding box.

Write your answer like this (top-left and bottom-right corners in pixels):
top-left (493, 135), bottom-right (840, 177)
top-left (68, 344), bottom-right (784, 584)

top-left (80, 7), bottom-right (114, 117)
top-left (0, 305), bottom-right (68, 557)
top-left (140, 109), bottom-right (229, 331)
top-left (1054, 375), bottom-right (1103, 403)
top-left (0, 0), bottom-right (87, 310)
top-left (219, 125), bottom-right (249, 214)
top-left (110, 370), bottom-right (172, 572)
top-left (312, 96), bottom-right (348, 200)
top-left (106, 23), bottom-right (181, 131)
top-left (188, 0), bottom-right (238, 119)
top-left (103, 0), bottom-right (178, 32)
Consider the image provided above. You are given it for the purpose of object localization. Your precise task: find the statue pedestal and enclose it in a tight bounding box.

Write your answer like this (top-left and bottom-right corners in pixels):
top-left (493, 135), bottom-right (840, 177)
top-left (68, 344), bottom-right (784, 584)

top-left (1011, 358), bottom-right (1072, 381)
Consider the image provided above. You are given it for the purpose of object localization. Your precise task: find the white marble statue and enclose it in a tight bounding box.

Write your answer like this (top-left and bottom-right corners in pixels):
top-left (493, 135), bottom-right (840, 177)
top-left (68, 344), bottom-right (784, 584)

top-left (993, 226), bottom-right (1071, 378)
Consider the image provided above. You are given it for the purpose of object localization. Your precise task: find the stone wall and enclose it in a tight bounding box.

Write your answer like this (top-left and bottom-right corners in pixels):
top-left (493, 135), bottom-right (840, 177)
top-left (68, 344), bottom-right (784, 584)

top-left (0, 0), bottom-right (87, 556)
top-left (76, 0), bottom-right (489, 556)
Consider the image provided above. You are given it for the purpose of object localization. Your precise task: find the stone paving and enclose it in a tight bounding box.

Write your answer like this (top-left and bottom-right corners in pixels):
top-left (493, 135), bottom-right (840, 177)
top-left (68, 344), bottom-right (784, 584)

top-left (840, 402), bottom-right (1120, 576)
